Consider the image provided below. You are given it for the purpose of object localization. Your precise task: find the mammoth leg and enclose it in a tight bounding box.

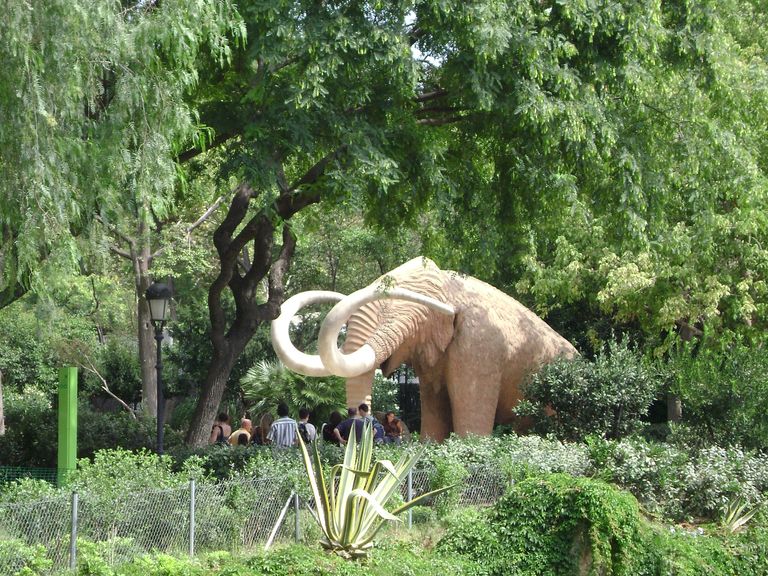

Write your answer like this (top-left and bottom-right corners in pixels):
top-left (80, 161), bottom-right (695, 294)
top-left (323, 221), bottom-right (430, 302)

top-left (445, 347), bottom-right (500, 436)
top-left (417, 365), bottom-right (452, 442)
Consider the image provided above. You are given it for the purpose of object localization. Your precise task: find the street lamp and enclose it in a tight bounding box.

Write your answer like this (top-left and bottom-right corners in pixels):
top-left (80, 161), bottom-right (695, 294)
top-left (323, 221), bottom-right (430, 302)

top-left (145, 281), bottom-right (172, 455)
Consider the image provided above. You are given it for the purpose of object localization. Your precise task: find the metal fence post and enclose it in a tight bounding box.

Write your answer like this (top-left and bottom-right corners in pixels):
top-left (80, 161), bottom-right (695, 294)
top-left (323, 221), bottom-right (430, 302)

top-left (189, 479), bottom-right (196, 556)
top-left (294, 492), bottom-right (301, 542)
top-left (407, 469), bottom-right (413, 529)
top-left (69, 491), bottom-right (78, 571)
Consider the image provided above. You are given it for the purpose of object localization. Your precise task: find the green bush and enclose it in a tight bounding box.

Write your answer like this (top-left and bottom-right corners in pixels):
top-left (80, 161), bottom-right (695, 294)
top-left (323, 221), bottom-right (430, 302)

top-left (439, 473), bottom-right (652, 576)
top-left (77, 403), bottom-right (184, 460)
top-left (0, 540), bottom-right (52, 576)
top-left (663, 338), bottom-right (768, 450)
top-left (0, 389), bottom-right (56, 468)
top-left (516, 338), bottom-right (660, 441)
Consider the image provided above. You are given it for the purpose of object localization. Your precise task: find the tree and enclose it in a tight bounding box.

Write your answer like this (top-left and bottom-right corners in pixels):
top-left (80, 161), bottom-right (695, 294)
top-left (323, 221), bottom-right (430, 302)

top-left (421, 0), bottom-right (768, 349)
top-left (185, 0), bottom-right (768, 443)
top-left (0, 0), bottom-right (244, 414)
top-left (185, 0), bottom-right (465, 444)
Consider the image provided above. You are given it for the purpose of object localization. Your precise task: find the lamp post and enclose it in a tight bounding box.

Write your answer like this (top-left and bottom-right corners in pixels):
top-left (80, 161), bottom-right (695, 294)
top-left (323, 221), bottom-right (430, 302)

top-left (145, 282), bottom-right (172, 455)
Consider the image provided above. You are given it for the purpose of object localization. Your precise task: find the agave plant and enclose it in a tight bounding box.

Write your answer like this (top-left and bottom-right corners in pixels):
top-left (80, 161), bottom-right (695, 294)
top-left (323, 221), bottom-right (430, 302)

top-left (721, 495), bottom-right (761, 533)
top-left (298, 421), bottom-right (451, 558)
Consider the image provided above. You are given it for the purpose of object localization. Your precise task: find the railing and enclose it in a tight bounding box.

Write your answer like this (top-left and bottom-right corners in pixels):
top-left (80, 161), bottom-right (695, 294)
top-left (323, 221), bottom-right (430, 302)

top-left (0, 466), bottom-right (508, 575)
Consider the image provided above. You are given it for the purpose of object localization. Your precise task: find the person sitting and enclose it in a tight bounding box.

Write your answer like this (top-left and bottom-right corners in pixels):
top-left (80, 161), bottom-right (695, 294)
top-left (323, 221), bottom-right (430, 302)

top-left (334, 407), bottom-right (364, 445)
top-left (382, 411), bottom-right (404, 445)
top-left (228, 418), bottom-right (252, 446)
top-left (209, 412), bottom-right (232, 445)
top-left (322, 410), bottom-right (343, 444)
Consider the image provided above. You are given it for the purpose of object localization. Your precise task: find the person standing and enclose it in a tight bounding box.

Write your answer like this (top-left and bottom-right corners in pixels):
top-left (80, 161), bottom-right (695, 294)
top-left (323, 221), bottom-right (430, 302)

top-left (322, 410), bottom-right (343, 444)
top-left (228, 418), bottom-right (252, 446)
top-left (267, 402), bottom-right (298, 448)
top-left (297, 407), bottom-right (317, 444)
top-left (358, 402), bottom-right (384, 443)
top-left (334, 407), bottom-right (364, 445)
top-left (209, 412), bottom-right (232, 445)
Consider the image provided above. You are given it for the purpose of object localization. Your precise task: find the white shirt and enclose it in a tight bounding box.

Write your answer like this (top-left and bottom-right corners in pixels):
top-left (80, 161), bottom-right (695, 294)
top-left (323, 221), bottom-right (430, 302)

top-left (268, 416), bottom-right (298, 448)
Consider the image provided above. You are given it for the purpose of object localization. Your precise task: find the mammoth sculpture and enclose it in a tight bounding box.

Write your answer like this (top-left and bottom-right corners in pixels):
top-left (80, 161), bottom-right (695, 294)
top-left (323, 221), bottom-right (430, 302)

top-left (271, 257), bottom-right (576, 441)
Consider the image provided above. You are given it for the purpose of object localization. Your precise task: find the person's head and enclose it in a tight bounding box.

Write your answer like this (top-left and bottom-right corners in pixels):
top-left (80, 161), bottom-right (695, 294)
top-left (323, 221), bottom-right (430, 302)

top-left (237, 432), bottom-right (248, 446)
top-left (385, 411), bottom-right (396, 423)
top-left (329, 411), bottom-right (343, 426)
top-left (217, 412), bottom-right (229, 423)
top-left (240, 418), bottom-right (252, 431)
top-left (277, 402), bottom-right (290, 418)
top-left (259, 412), bottom-right (274, 429)
top-left (299, 407), bottom-right (310, 421)
top-left (347, 406), bottom-right (358, 418)
top-left (358, 403), bottom-right (369, 416)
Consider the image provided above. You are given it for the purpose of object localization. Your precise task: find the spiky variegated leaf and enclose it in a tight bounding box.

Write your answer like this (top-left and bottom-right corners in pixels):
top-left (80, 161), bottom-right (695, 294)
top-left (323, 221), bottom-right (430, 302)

top-left (297, 419), bottom-right (452, 558)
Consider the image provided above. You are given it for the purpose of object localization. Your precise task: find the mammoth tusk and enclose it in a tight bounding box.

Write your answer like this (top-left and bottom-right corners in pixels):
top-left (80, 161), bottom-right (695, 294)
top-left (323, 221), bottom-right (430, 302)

top-left (318, 286), bottom-right (455, 378)
top-left (271, 290), bottom-right (346, 377)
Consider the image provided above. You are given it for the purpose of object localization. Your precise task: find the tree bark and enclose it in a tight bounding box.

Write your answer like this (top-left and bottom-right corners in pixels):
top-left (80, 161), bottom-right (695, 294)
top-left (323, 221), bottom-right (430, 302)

top-left (136, 240), bottom-right (158, 417)
top-left (0, 370), bottom-right (5, 436)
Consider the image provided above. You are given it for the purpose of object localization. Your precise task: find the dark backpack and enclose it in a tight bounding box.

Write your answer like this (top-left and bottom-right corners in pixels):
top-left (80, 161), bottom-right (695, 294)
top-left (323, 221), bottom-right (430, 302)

top-left (298, 422), bottom-right (312, 444)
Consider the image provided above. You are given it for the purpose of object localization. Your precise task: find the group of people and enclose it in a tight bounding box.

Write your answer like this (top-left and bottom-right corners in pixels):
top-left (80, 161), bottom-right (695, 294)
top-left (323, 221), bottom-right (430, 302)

top-left (209, 403), bottom-right (316, 449)
top-left (322, 403), bottom-right (404, 446)
top-left (210, 402), bottom-right (404, 449)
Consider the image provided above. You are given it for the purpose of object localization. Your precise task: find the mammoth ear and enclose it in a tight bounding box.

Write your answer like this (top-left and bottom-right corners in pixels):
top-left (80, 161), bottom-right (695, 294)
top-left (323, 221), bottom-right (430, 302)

top-left (416, 308), bottom-right (456, 368)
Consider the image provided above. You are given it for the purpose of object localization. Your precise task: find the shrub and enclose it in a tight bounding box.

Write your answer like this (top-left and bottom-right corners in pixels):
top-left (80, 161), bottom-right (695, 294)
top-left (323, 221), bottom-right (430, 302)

top-left (0, 389), bottom-right (56, 468)
top-left (0, 540), bottom-right (52, 576)
top-left (663, 337), bottom-right (768, 450)
top-left (439, 473), bottom-right (655, 576)
top-left (517, 338), bottom-right (660, 441)
top-left (77, 403), bottom-right (184, 460)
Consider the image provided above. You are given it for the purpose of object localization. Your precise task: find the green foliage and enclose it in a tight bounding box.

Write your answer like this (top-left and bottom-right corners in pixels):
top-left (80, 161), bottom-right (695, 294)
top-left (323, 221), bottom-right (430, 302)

top-left (298, 421), bottom-right (451, 558)
top-left (662, 337), bottom-right (768, 449)
top-left (93, 338), bottom-right (141, 405)
top-left (0, 0), bottom-right (244, 303)
top-left (0, 540), bottom-right (52, 576)
top-left (240, 360), bottom-right (345, 427)
top-left (70, 449), bottom-right (204, 495)
top-left (371, 371), bottom-right (399, 415)
top-left (77, 404), bottom-right (185, 461)
top-left (0, 389), bottom-right (55, 468)
top-left (438, 507), bottom-right (499, 563)
top-left (721, 495), bottom-right (762, 534)
top-left (440, 474), bottom-right (652, 576)
top-left (0, 301), bottom-right (91, 391)
top-left (517, 338), bottom-right (660, 441)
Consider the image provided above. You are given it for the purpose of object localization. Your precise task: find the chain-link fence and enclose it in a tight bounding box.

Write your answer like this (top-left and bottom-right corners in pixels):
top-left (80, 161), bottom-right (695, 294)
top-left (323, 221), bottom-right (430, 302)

top-left (0, 467), bottom-right (509, 575)
top-left (0, 467), bottom-right (58, 486)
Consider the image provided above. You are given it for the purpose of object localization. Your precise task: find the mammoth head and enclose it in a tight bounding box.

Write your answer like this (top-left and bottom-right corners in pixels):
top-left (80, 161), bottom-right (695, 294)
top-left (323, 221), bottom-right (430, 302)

top-left (271, 280), bottom-right (455, 378)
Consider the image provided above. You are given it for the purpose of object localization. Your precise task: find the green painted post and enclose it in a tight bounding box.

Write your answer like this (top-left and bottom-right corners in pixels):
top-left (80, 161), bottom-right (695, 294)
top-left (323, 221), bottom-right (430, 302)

top-left (57, 367), bottom-right (78, 486)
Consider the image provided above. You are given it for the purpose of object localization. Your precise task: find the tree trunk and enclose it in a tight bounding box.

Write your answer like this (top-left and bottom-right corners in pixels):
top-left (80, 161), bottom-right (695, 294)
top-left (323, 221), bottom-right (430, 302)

top-left (0, 370), bottom-right (5, 436)
top-left (185, 337), bottom-right (248, 446)
top-left (136, 250), bottom-right (158, 417)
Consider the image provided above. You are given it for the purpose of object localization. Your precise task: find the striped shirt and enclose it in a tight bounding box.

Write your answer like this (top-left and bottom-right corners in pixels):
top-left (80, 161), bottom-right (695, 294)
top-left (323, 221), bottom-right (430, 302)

top-left (267, 417), bottom-right (297, 448)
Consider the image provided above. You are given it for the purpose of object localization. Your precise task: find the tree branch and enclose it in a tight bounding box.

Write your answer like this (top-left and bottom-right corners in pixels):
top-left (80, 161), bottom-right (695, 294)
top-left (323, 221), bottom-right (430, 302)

top-left (177, 131), bottom-right (236, 164)
top-left (415, 89), bottom-right (449, 103)
top-left (417, 116), bottom-right (464, 126)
